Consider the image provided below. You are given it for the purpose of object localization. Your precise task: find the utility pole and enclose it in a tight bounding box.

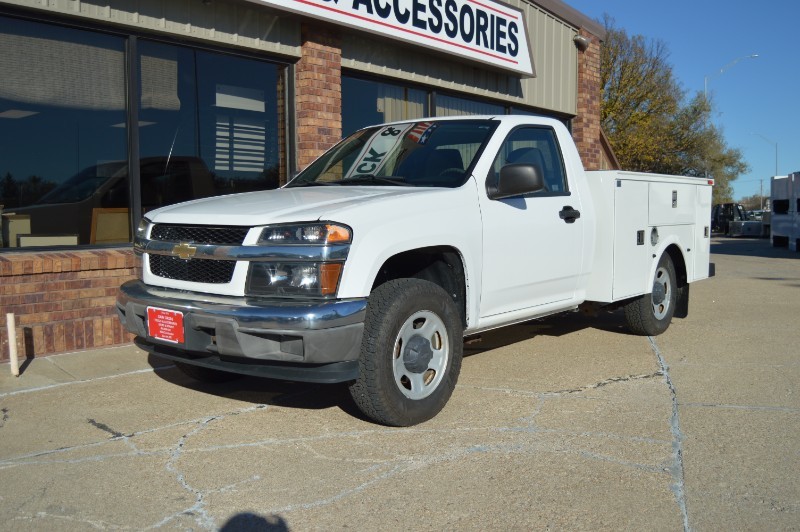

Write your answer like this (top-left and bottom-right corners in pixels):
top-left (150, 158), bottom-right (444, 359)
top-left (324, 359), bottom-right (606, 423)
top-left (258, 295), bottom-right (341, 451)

top-left (752, 132), bottom-right (779, 211)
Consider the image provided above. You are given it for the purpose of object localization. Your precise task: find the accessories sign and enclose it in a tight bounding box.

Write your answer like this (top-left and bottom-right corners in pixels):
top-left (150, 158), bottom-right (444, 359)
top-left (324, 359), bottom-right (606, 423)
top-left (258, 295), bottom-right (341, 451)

top-left (249, 0), bottom-right (534, 76)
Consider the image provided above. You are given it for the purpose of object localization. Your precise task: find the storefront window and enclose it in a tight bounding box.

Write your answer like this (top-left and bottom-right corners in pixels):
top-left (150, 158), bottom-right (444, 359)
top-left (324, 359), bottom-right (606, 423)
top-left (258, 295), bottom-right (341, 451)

top-left (436, 94), bottom-right (505, 117)
top-left (342, 76), bottom-right (428, 136)
top-left (0, 17), bottom-right (285, 250)
top-left (0, 17), bottom-right (128, 247)
top-left (138, 42), bottom-right (283, 215)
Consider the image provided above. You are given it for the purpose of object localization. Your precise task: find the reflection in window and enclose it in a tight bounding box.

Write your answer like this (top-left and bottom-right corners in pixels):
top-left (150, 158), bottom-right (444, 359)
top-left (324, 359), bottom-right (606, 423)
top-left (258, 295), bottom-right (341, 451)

top-left (0, 17), bottom-right (285, 249)
top-left (0, 17), bottom-right (128, 247)
top-left (138, 42), bottom-right (283, 215)
top-left (214, 85), bottom-right (267, 173)
top-left (342, 76), bottom-right (428, 136)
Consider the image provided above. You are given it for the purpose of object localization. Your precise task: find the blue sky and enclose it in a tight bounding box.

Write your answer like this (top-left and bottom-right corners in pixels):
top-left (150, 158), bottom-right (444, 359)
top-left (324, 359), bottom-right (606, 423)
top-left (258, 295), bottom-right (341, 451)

top-left (565, 0), bottom-right (798, 201)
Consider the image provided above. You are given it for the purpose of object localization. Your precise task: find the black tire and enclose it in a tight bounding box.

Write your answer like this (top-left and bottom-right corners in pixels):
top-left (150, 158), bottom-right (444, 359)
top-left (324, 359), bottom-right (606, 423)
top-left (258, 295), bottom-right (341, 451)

top-left (624, 253), bottom-right (677, 336)
top-left (174, 361), bottom-right (243, 383)
top-left (349, 279), bottom-right (463, 426)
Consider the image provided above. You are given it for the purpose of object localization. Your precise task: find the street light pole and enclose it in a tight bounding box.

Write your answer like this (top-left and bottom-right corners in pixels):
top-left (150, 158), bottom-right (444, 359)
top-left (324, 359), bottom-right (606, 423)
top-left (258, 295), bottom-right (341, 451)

top-left (752, 132), bottom-right (778, 174)
top-left (702, 54), bottom-right (759, 179)
top-left (752, 132), bottom-right (779, 211)
top-left (704, 54), bottom-right (759, 99)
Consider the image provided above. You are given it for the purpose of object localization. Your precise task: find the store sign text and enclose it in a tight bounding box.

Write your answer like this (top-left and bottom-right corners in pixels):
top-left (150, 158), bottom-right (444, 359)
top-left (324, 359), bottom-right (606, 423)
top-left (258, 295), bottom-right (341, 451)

top-left (251, 0), bottom-right (534, 76)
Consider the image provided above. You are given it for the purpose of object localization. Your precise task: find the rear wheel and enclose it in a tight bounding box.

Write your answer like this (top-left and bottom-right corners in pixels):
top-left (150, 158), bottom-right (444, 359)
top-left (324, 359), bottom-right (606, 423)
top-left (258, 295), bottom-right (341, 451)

top-left (349, 279), bottom-right (463, 426)
top-left (174, 361), bottom-right (243, 383)
top-left (624, 253), bottom-right (677, 336)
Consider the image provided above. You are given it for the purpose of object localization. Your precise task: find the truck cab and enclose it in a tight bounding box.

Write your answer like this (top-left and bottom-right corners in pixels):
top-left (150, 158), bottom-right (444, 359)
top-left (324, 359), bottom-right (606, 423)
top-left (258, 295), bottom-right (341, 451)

top-left (711, 203), bottom-right (747, 235)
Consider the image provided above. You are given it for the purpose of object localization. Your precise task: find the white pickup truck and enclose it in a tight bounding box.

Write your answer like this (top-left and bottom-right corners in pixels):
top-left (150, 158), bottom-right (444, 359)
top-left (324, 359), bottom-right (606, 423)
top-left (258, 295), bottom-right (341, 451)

top-left (117, 115), bottom-right (713, 426)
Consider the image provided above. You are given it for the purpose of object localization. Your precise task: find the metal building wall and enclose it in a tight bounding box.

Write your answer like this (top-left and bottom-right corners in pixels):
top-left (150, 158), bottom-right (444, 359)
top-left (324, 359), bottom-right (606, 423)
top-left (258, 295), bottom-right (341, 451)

top-left (3, 0), bottom-right (580, 114)
top-left (341, 0), bottom-right (579, 116)
top-left (1, 0), bottom-right (301, 57)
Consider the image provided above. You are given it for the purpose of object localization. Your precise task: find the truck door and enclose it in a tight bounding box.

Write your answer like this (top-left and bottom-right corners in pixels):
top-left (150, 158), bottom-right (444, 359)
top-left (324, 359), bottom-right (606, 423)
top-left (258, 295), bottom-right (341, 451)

top-left (478, 126), bottom-right (584, 318)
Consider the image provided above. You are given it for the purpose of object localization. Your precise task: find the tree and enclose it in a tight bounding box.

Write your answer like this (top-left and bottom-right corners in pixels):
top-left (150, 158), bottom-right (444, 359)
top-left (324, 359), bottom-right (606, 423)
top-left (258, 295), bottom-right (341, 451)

top-left (599, 16), bottom-right (748, 204)
top-left (19, 175), bottom-right (56, 205)
top-left (702, 124), bottom-right (749, 204)
top-left (1, 172), bottom-right (19, 208)
top-left (740, 193), bottom-right (768, 211)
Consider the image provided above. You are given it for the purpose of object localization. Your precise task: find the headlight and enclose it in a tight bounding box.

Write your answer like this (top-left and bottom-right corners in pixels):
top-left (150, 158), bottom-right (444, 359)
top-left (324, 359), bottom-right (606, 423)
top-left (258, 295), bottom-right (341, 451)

top-left (247, 262), bottom-right (343, 297)
top-left (258, 223), bottom-right (351, 245)
top-left (249, 222), bottom-right (350, 297)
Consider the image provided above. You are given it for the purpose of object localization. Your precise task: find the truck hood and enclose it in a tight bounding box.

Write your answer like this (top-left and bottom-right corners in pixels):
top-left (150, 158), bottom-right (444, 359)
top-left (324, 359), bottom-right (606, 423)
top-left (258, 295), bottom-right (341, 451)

top-left (146, 186), bottom-right (447, 226)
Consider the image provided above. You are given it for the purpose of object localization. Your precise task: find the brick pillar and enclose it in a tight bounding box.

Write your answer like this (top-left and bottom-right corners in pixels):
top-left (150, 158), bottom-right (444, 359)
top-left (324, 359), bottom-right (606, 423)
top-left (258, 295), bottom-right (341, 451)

top-left (572, 28), bottom-right (603, 171)
top-left (296, 24), bottom-right (342, 170)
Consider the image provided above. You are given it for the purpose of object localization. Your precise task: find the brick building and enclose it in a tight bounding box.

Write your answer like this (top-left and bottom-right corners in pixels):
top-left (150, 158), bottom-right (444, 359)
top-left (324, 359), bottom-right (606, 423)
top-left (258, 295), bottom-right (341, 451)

top-left (0, 0), bottom-right (611, 361)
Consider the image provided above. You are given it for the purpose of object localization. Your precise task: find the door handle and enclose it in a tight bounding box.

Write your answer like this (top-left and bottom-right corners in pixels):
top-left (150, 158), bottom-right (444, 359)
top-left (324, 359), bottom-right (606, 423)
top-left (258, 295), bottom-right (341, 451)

top-left (559, 206), bottom-right (581, 224)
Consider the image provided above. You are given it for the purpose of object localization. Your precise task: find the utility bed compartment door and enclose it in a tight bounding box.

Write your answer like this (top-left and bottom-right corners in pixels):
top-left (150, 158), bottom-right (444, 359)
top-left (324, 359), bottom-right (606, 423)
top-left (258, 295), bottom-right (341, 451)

top-left (585, 170), bottom-right (713, 302)
top-left (613, 180), bottom-right (650, 300)
top-left (693, 183), bottom-right (712, 280)
top-left (649, 183), bottom-right (696, 225)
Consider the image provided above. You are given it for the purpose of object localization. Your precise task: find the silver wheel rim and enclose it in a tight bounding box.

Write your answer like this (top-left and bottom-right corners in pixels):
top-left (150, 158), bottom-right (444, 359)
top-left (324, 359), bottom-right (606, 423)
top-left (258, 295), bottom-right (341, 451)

top-left (392, 310), bottom-right (449, 400)
top-left (652, 266), bottom-right (672, 320)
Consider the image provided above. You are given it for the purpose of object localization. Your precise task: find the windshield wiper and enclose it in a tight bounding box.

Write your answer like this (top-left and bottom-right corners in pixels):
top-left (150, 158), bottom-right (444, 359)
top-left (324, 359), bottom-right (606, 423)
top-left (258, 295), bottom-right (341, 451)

top-left (340, 175), bottom-right (414, 187)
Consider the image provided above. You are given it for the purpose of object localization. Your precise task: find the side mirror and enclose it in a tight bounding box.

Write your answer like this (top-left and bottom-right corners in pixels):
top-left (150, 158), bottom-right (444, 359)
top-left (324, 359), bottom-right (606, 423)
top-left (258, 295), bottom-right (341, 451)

top-left (488, 164), bottom-right (545, 200)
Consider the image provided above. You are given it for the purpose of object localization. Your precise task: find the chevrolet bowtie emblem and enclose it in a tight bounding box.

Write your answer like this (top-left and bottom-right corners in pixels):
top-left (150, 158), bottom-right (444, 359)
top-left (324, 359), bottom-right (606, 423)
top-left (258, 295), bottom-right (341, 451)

top-left (172, 242), bottom-right (197, 260)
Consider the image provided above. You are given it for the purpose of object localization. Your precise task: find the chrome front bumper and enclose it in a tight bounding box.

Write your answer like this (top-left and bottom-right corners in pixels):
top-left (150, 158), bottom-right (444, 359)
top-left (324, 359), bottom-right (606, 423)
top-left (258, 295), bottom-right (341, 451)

top-left (116, 280), bottom-right (367, 383)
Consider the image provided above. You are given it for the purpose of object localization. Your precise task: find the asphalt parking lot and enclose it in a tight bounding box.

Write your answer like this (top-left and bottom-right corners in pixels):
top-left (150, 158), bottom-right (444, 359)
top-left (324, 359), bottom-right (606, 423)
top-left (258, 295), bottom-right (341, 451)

top-left (1, 237), bottom-right (798, 530)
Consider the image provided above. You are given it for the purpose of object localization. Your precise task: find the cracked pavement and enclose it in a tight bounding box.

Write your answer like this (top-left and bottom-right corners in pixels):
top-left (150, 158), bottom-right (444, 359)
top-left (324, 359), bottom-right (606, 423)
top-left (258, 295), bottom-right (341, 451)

top-left (1, 237), bottom-right (798, 530)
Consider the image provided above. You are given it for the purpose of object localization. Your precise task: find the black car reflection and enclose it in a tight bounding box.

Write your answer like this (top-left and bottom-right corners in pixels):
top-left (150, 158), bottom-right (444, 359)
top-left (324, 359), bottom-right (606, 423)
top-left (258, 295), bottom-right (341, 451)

top-left (11, 157), bottom-right (214, 246)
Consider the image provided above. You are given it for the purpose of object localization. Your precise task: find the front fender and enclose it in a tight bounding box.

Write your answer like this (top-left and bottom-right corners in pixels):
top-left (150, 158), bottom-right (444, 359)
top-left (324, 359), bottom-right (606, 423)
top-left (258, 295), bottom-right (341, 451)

top-left (333, 184), bottom-right (483, 322)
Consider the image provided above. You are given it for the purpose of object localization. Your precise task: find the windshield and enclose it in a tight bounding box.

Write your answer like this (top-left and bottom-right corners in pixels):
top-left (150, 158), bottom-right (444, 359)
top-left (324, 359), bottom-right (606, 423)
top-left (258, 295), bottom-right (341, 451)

top-left (286, 119), bottom-right (498, 188)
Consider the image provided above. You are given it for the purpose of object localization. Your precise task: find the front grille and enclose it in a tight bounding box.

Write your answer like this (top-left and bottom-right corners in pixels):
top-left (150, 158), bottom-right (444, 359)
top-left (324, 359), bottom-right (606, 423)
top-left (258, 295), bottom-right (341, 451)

top-left (150, 224), bottom-right (249, 245)
top-left (149, 254), bottom-right (236, 284)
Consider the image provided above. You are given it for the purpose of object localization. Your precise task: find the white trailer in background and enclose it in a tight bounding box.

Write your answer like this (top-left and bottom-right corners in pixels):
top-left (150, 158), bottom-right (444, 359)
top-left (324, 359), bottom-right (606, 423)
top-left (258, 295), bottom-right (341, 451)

top-left (771, 173), bottom-right (799, 251)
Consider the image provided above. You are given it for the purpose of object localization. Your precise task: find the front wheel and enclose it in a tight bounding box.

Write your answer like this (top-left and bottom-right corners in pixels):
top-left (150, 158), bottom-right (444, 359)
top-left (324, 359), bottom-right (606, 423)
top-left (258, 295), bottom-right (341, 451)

top-left (349, 279), bottom-right (463, 426)
top-left (624, 253), bottom-right (677, 336)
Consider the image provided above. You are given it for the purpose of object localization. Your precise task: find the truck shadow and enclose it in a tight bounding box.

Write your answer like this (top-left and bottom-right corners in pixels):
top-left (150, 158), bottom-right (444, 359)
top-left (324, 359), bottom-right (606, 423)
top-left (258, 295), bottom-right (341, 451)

top-left (147, 308), bottom-right (632, 421)
top-left (712, 236), bottom-right (799, 259)
top-left (463, 308), bottom-right (630, 358)
top-left (148, 354), bottom-right (371, 421)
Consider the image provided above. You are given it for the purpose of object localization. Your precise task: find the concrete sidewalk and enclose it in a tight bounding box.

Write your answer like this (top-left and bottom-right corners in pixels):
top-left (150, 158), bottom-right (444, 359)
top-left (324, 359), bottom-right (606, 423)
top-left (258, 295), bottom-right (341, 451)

top-left (0, 344), bottom-right (172, 397)
top-left (0, 237), bottom-right (798, 530)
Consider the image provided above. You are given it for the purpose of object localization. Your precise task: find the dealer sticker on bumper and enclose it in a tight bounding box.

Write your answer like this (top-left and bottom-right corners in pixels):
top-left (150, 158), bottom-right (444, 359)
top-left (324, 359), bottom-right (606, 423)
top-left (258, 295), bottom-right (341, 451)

top-left (147, 307), bottom-right (185, 344)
